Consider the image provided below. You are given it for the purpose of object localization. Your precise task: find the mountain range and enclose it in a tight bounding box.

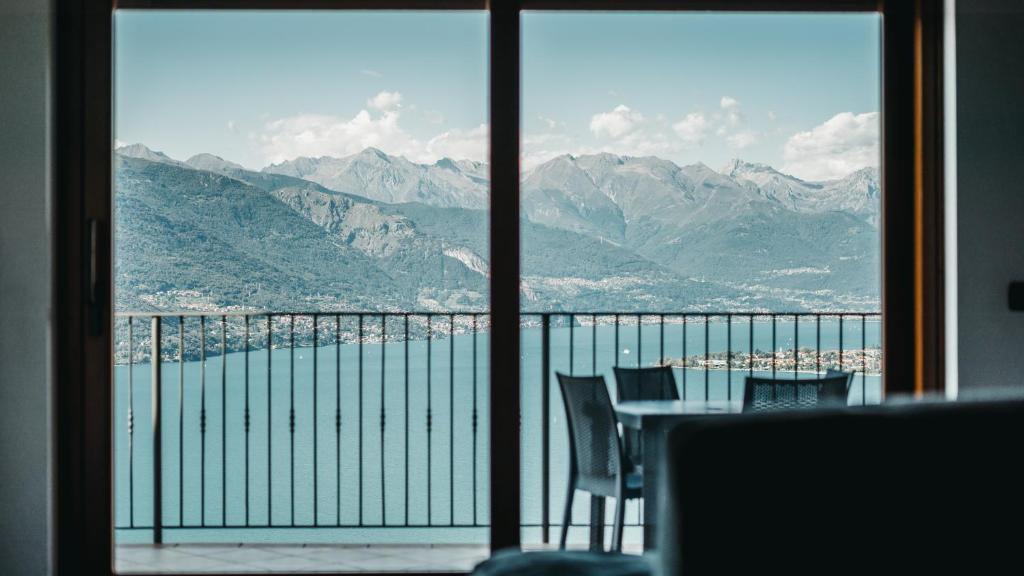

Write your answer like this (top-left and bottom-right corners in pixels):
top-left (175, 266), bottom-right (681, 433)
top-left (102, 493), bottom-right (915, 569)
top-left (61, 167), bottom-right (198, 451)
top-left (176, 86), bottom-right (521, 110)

top-left (115, 143), bottom-right (880, 313)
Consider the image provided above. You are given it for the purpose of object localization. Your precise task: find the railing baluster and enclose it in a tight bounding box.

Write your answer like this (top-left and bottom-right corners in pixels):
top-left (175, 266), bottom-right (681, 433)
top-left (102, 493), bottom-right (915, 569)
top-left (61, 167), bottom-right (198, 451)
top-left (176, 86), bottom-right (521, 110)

top-left (569, 313), bottom-right (574, 375)
top-left (748, 315), bottom-right (754, 377)
top-left (404, 314), bottom-right (410, 526)
top-left (381, 314), bottom-right (387, 525)
top-left (793, 314), bottom-right (799, 380)
top-left (336, 314), bottom-right (341, 526)
top-left (726, 314), bottom-right (732, 400)
top-left (448, 313), bottom-right (455, 526)
top-left (127, 318), bottom-right (134, 529)
top-left (266, 315), bottom-right (272, 525)
top-left (244, 315), bottom-right (250, 527)
top-left (221, 315), bottom-right (227, 526)
top-left (541, 314), bottom-right (550, 544)
top-left (614, 314), bottom-right (620, 368)
top-left (862, 315), bottom-right (867, 405)
top-left (178, 317), bottom-right (184, 527)
top-left (289, 315), bottom-right (296, 526)
top-left (591, 314), bottom-right (597, 376)
top-left (200, 316), bottom-right (206, 527)
top-left (151, 317), bottom-right (163, 544)
top-left (472, 314), bottom-right (479, 526)
top-left (771, 314), bottom-right (777, 378)
top-left (426, 315), bottom-right (432, 525)
top-left (704, 315), bottom-right (710, 401)
top-left (816, 315), bottom-right (821, 375)
top-left (358, 314), bottom-right (364, 526)
top-left (839, 315), bottom-right (845, 372)
top-left (683, 315), bottom-right (688, 399)
top-left (660, 314), bottom-right (665, 367)
top-left (313, 315), bottom-right (319, 526)
top-left (637, 314), bottom-right (642, 367)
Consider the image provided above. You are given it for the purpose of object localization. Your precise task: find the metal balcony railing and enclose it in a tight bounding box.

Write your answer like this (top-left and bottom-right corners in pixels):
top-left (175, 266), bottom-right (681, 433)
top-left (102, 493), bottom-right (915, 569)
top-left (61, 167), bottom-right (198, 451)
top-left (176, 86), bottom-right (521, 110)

top-left (113, 311), bottom-right (880, 544)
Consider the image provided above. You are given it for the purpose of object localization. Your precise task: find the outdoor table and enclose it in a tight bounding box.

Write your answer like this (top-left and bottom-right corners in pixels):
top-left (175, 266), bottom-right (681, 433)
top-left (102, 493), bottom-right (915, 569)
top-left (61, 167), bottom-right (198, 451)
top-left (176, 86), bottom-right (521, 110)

top-left (614, 399), bottom-right (744, 549)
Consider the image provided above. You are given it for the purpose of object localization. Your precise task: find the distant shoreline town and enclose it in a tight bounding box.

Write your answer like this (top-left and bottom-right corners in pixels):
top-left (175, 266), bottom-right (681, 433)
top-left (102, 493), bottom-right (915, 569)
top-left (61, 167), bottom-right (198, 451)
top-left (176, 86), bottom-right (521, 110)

top-left (662, 347), bottom-right (882, 376)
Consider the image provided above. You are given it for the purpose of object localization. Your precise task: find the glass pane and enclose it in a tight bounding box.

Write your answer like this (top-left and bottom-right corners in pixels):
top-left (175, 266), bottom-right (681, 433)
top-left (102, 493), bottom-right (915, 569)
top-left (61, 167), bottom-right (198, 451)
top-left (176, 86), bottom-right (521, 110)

top-left (113, 10), bottom-right (489, 573)
top-left (520, 12), bottom-right (882, 551)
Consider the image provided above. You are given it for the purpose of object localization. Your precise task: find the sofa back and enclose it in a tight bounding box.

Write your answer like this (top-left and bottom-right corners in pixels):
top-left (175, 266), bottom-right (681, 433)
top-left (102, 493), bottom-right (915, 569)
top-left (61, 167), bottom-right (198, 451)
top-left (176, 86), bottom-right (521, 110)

top-left (658, 399), bottom-right (1024, 575)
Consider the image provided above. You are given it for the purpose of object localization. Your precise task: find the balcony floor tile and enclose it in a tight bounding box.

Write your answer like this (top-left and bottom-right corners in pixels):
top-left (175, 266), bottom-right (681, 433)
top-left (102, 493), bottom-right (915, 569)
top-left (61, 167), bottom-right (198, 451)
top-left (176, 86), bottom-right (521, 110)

top-left (115, 543), bottom-right (491, 574)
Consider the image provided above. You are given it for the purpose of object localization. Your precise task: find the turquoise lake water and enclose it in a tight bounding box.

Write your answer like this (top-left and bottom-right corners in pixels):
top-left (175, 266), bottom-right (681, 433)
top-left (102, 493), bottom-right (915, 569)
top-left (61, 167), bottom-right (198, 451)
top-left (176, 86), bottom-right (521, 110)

top-left (114, 319), bottom-right (881, 545)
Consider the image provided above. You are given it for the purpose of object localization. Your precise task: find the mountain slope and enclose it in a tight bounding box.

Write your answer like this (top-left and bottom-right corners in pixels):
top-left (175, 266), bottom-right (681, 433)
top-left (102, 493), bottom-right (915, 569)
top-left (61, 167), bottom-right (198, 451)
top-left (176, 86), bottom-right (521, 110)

top-left (379, 201), bottom-right (739, 310)
top-left (520, 153), bottom-right (881, 308)
top-left (114, 155), bottom-right (409, 311)
top-left (117, 143), bottom-right (189, 168)
top-left (263, 148), bottom-right (489, 209)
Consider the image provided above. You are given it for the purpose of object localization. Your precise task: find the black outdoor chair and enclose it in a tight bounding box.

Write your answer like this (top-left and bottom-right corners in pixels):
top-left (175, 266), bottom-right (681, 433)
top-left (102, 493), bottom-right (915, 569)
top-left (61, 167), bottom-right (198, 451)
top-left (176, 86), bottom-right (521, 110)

top-left (826, 368), bottom-right (855, 394)
top-left (741, 373), bottom-right (849, 413)
top-left (557, 373), bottom-right (642, 552)
top-left (612, 366), bottom-right (679, 470)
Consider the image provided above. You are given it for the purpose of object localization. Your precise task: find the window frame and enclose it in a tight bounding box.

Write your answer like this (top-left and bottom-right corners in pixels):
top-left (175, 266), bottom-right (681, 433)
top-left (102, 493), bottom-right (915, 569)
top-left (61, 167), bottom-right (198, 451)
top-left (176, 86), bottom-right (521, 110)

top-left (55, 0), bottom-right (944, 574)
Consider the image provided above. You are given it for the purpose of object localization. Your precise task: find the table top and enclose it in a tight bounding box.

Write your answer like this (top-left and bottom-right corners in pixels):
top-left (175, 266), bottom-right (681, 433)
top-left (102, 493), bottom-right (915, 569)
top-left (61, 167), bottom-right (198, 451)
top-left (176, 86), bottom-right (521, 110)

top-left (615, 399), bottom-right (744, 429)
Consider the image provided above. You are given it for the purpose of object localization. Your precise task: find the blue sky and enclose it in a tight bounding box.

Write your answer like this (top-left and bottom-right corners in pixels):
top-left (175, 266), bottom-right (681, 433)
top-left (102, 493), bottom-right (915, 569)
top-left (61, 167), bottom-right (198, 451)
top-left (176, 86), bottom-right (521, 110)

top-left (116, 10), bottom-right (880, 180)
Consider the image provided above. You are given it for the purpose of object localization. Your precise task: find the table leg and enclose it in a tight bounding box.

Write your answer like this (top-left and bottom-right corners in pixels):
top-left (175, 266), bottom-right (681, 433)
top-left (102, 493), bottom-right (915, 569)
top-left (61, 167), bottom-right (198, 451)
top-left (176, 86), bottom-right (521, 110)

top-left (590, 496), bottom-right (606, 551)
top-left (641, 426), bottom-right (662, 550)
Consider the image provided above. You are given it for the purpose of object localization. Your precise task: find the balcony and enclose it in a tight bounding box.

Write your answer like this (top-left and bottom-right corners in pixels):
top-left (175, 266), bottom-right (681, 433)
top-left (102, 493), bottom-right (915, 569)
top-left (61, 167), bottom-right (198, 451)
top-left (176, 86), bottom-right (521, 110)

top-left (113, 310), bottom-right (880, 573)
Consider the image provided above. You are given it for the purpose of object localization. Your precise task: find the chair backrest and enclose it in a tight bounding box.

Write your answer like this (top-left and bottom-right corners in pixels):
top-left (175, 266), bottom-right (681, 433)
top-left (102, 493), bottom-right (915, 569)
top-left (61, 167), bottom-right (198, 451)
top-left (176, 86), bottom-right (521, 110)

top-left (825, 369), bottom-right (855, 392)
top-left (742, 374), bottom-right (849, 413)
top-left (613, 366), bottom-right (679, 469)
top-left (613, 366), bottom-right (680, 402)
top-left (556, 373), bottom-right (624, 496)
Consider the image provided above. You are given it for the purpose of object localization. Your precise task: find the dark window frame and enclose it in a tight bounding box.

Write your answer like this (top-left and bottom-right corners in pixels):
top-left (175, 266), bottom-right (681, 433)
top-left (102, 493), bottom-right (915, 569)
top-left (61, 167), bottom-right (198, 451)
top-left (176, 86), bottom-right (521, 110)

top-left (54, 0), bottom-right (944, 574)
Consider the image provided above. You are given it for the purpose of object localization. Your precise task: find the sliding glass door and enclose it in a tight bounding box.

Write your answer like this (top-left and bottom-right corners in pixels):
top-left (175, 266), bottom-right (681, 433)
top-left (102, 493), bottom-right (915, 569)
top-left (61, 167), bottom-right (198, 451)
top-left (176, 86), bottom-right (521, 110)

top-left (113, 9), bottom-right (490, 573)
top-left (519, 9), bottom-right (882, 550)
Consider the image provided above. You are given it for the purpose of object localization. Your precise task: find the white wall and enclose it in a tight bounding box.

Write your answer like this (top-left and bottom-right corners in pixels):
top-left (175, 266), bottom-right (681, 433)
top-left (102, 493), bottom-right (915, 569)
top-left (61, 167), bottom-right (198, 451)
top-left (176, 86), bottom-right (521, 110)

top-left (956, 0), bottom-right (1024, 396)
top-left (0, 0), bottom-right (53, 573)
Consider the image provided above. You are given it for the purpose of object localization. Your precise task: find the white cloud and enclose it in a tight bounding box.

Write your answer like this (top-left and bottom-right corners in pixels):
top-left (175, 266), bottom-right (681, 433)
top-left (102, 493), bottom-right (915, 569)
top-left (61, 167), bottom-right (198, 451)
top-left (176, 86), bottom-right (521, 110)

top-left (720, 95), bottom-right (744, 127)
top-left (532, 103), bottom-right (719, 165)
top-left (767, 111), bottom-right (778, 121)
top-left (367, 90), bottom-right (403, 111)
top-left (782, 111), bottom-right (880, 180)
top-left (672, 112), bottom-right (711, 145)
top-left (425, 124), bottom-right (489, 163)
top-left (361, 69), bottom-right (383, 78)
top-left (258, 109), bottom-right (422, 164)
top-left (590, 105), bottom-right (643, 139)
top-left (256, 92), bottom-right (488, 165)
top-left (226, 120), bottom-right (238, 133)
top-left (727, 130), bottom-right (758, 150)
top-left (668, 95), bottom-right (753, 148)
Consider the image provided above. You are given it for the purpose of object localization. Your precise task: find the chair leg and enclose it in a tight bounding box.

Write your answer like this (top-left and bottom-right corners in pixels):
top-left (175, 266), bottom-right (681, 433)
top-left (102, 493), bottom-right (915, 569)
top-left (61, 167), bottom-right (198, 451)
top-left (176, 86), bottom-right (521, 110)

top-left (560, 485), bottom-right (574, 549)
top-left (612, 492), bottom-right (627, 552)
top-left (589, 496), bottom-right (606, 552)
